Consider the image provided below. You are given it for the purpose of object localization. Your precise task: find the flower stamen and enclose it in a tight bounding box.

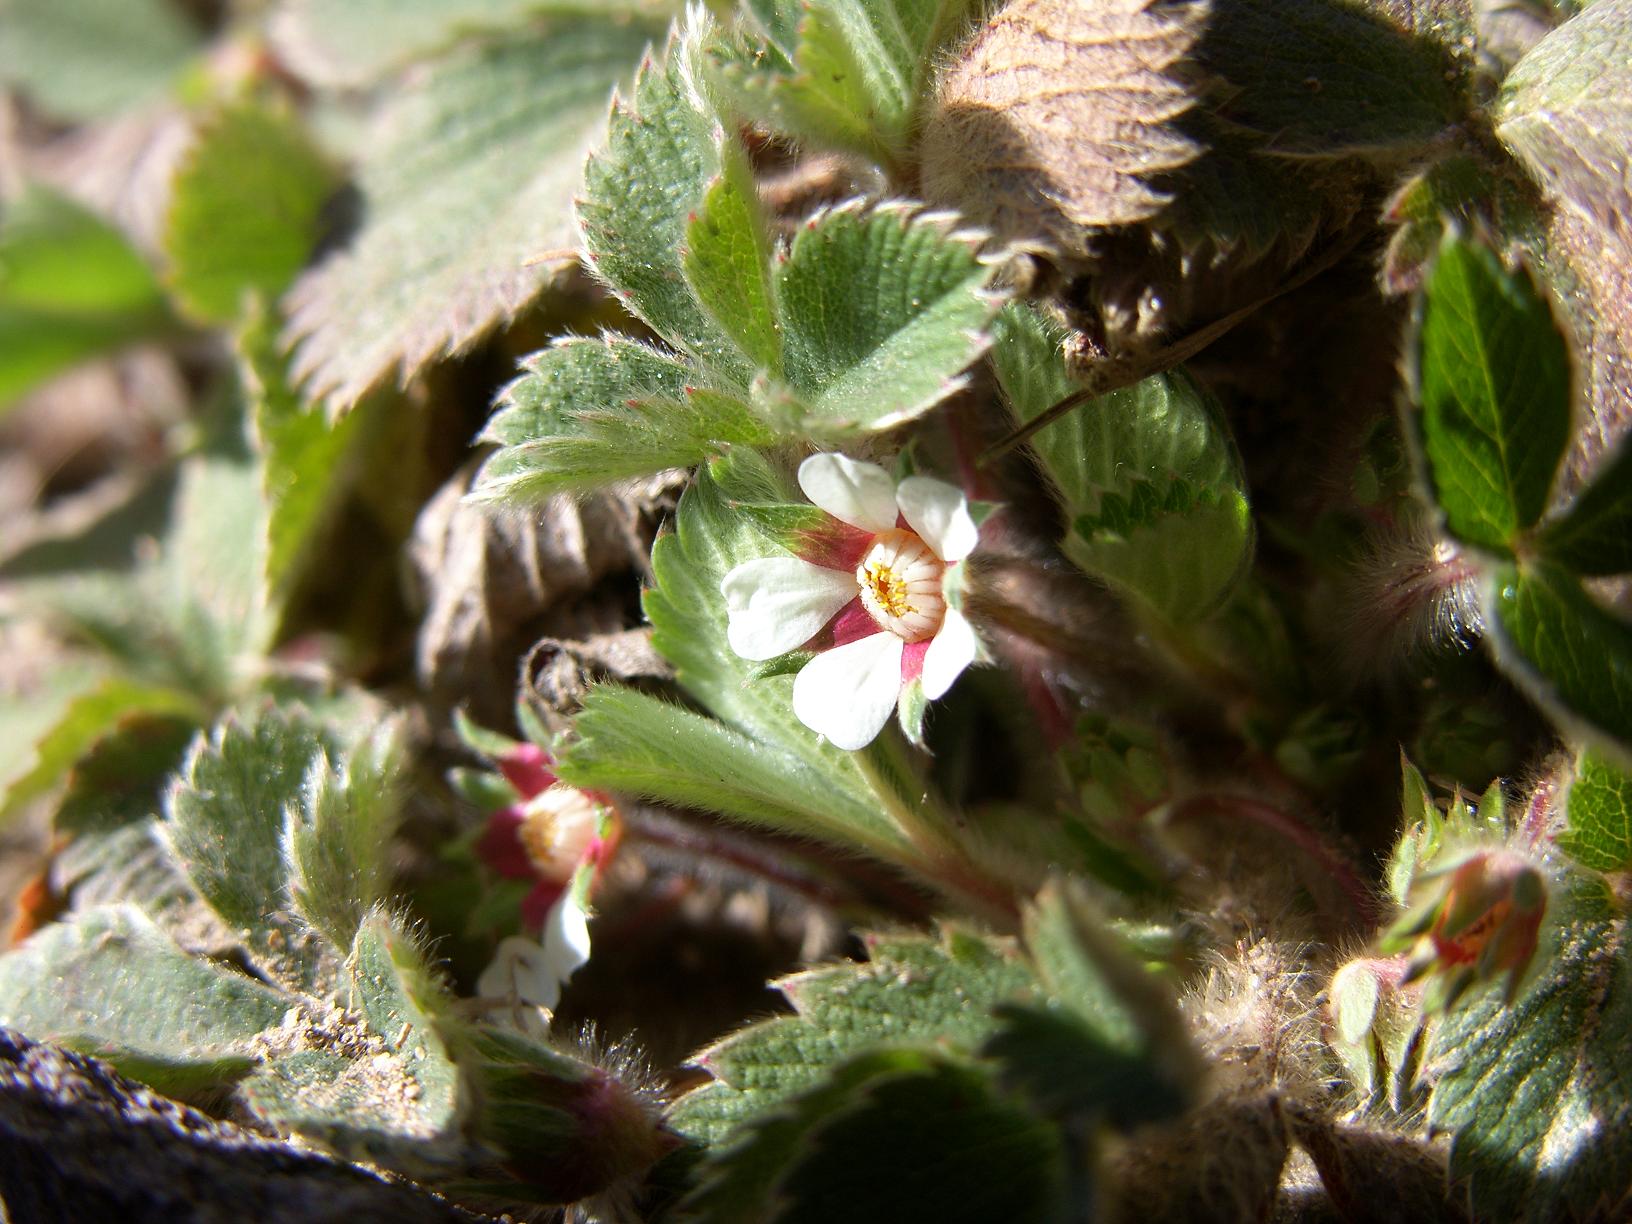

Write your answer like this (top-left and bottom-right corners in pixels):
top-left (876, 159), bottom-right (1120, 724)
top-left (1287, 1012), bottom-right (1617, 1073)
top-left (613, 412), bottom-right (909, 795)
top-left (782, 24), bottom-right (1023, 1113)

top-left (856, 529), bottom-right (946, 642)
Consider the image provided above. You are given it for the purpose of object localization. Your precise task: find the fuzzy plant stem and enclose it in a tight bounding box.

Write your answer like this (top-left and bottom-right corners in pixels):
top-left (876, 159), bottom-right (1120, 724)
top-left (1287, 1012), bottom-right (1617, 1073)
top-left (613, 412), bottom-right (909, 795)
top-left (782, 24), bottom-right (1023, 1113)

top-left (855, 731), bottom-right (1021, 927)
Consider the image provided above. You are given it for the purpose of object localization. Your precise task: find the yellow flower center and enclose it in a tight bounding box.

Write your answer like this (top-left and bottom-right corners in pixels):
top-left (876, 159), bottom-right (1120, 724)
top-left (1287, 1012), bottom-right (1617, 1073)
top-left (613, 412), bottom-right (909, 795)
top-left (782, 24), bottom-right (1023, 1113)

top-left (856, 529), bottom-right (946, 642)
top-left (518, 785), bottom-right (600, 882)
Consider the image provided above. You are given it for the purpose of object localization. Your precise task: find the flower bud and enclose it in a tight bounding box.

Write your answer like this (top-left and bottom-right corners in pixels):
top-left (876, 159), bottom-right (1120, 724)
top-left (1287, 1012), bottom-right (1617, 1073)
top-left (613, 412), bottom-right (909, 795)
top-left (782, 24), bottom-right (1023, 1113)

top-left (1389, 849), bottom-right (1547, 1010)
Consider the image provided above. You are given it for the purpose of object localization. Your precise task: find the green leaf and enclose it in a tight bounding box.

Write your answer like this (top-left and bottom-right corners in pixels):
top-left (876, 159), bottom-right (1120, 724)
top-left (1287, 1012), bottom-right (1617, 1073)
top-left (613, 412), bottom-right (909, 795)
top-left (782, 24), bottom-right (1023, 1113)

top-left (346, 914), bottom-right (462, 1127)
top-left (0, 0), bottom-right (203, 121)
top-left (1411, 233), bottom-right (1571, 552)
top-left (244, 913), bottom-right (465, 1171)
top-left (986, 879), bottom-right (1196, 1127)
top-left (473, 337), bottom-right (774, 501)
top-left (1484, 561), bottom-right (1632, 761)
top-left (636, 450), bottom-right (893, 836)
top-left (579, 17), bottom-right (751, 379)
top-left (1536, 436), bottom-right (1632, 574)
top-left (679, 1048), bottom-right (942, 1222)
top-left (0, 187), bottom-right (172, 413)
top-left (775, 202), bottom-right (1003, 434)
top-left (271, 0), bottom-right (673, 86)
top-left (684, 142), bottom-right (781, 373)
top-left (285, 16), bottom-right (660, 409)
top-left (53, 711), bottom-right (200, 836)
top-left (1380, 154), bottom-right (1506, 296)
top-left (712, 0), bottom-right (981, 174)
top-left (162, 709), bottom-right (336, 983)
top-left (1559, 749), bottom-right (1632, 873)
top-left (669, 928), bottom-right (1037, 1145)
top-left (163, 104), bottom-right (337, 325)
top-left (1193, 0), bottom-right (1466, 157)
top-left (240, 305), bottom-right (370, 606)
top-left (287, 727), bottom-right (405, 951)
top-left (1428, 877), bottom-right (1632, 1222)
top-left (0, 904), bottom-right (288, 1097)
top-left (0, 677), bottom-right (200, 826)
top-left (771, 1057), bottom-right (1067, 1224)
top-left (557, 686), bottom-right (908, 858)
top-left (991, 304), bottom-right (1252, 621)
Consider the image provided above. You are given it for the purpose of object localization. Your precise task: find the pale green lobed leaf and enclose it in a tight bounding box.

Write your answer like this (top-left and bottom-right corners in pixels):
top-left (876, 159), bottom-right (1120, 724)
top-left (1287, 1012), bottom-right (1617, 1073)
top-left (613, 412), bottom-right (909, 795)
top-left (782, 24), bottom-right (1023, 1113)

top-left (991, 303), bottom-right (1252, 621)
top-left (684, 141), bottom-right (782, 373)
top-left (578, 15), bottom-right (752, 380)
top-left (712, 0), bottom-right (982, 173)
top-left (1428, 876), bottom-right (1632, 1222)
top-left (0, 904), bottom-right (288, 1097)
top-left (776, 202), bottom-right (1005, 434)
top-left (163, 104), bottom-right (337, 325)
top-left (286, 725), bottom-right (406, 952)
top-left (161, 709), bottom-right (338, 986)
top-left (284, 17), bottom-right (661, 410)
top-left (670, 928), bottom-right (1037, 1145)
top-left (0, 187), bottom-right (173, 415)
top-left (271, 0), bottom-right (675, 86)
top-left (0, 0), bottom-right (203, 122)
top-left (472, 337), bottom-right (773, 501)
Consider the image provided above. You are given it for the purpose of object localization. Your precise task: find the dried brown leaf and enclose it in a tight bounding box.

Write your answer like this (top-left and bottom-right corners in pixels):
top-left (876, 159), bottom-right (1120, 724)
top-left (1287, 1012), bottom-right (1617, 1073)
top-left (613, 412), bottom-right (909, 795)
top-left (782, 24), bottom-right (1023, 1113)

top-left (922, 0), bottom-right (1205, 251)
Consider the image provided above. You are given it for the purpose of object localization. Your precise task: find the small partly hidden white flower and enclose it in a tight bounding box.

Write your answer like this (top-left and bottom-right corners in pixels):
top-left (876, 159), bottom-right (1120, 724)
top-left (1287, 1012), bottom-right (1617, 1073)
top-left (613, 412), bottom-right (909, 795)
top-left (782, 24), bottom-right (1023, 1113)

top-left (722, 453), bottom-right (982, 750)
top-left (476, 889), bottom-right (593, 1016)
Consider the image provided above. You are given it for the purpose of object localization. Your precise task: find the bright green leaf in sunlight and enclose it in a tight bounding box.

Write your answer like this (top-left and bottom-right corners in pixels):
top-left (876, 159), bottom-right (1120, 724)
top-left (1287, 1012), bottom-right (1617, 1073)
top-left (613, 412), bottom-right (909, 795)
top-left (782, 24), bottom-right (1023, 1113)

top-left (1411, 233), bottom-right (1571, 553)
top-left (164, 105), bottom-right (337, 325)
top-left (0, 188), bottom-right (172, 414)
top-left (991, 303), bottom-right (1252, 622)
top-left (709, 0), bottom-right (983, 174)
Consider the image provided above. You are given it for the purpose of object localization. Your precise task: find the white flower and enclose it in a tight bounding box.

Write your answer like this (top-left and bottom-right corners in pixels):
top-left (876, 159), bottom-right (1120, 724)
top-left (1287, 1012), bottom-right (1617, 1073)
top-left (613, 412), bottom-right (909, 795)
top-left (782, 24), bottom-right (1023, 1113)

top-left (722, 453), bottom-right (981, 750)
top-left (476, 888), bottom-right (593, 1016)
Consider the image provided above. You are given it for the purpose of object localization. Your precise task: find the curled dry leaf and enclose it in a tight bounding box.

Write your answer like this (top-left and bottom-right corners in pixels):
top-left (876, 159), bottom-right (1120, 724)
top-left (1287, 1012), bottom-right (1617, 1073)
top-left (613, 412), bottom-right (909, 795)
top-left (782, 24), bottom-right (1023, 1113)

top-left (921, 0), bottom-right (1206, 251)
top-left (407, 465), bottom-right (679, 723)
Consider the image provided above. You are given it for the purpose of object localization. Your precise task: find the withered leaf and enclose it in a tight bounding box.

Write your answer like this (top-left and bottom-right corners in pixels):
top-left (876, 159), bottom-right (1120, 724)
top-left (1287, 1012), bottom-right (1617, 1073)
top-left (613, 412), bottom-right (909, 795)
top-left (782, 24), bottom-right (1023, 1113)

top-left (922, 0), bottom-right (1205, 251)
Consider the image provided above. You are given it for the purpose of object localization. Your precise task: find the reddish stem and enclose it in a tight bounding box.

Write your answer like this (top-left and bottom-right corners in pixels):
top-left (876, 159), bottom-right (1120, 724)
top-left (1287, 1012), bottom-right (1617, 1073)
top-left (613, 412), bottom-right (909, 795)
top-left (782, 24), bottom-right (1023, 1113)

top-left (1175, 793), bottom-right (1382, 928)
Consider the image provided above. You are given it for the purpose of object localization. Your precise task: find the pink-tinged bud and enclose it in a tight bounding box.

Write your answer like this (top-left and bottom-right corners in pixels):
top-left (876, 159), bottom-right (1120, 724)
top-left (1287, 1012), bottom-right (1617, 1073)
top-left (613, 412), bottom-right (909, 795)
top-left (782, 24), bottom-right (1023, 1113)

top-left (1393, 849), bottom-right (1547, 1009)
top-left (498, 743), bottom-right (555, 799)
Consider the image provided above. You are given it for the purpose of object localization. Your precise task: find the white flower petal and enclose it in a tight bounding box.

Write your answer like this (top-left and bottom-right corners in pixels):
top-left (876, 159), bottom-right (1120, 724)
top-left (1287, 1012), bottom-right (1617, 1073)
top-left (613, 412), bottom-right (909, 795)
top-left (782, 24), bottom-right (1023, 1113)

top-left (896, 475), bottom-right (978, 562)
top-left (921, 606), bottom-right (978, 700)
top-left (542, 890), bottom-right (592, 988)
top-left (722, 556), bottom-right (857, 660)
top-left (798, 453), bottom-right (899, 534)
top-left (792, 632), bottom-right (904, 751)
top-left (477, 935), bottom-right (562, 1011)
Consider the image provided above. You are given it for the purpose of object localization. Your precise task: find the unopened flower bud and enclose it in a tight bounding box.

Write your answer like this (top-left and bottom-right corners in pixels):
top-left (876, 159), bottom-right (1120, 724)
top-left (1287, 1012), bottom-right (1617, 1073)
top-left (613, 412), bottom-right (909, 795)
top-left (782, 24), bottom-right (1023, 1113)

top-left (1389, 849), bottom-right (1547, 1010)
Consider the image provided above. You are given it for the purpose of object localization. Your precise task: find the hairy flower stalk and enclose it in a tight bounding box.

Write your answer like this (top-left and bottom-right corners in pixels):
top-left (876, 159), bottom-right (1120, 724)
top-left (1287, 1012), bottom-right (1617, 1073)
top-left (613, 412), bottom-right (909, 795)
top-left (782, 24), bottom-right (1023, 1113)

top-left (721, 453), bottom-right (982, 750)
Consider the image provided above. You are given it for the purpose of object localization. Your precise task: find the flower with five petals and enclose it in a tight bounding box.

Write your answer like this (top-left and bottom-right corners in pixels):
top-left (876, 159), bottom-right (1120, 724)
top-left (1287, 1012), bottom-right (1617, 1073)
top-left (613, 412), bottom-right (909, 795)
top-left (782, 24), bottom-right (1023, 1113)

top-left (721, 453), bottom-right (981, 750)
